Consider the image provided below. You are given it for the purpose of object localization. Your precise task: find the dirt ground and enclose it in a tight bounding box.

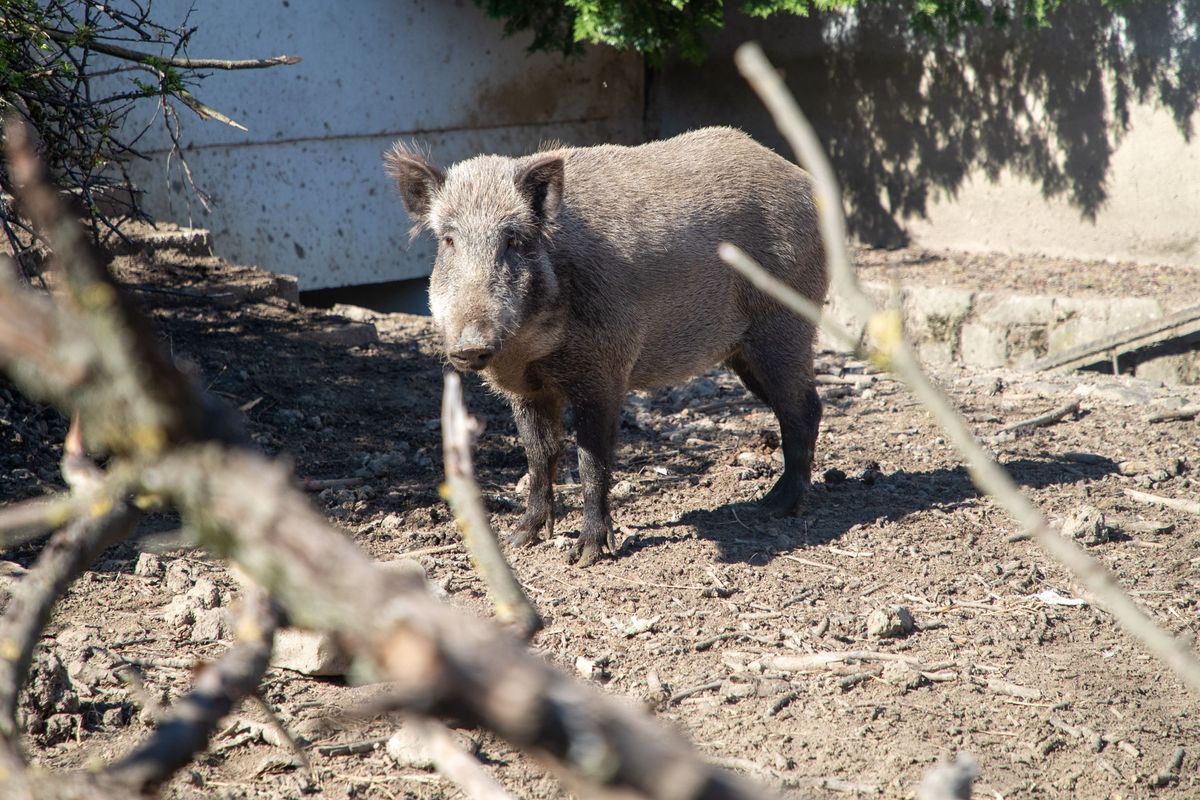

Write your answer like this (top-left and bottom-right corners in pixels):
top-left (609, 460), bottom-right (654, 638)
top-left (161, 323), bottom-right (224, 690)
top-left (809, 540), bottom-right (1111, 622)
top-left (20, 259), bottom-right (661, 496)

top-left (2, 239), bottom-right (1199, 799)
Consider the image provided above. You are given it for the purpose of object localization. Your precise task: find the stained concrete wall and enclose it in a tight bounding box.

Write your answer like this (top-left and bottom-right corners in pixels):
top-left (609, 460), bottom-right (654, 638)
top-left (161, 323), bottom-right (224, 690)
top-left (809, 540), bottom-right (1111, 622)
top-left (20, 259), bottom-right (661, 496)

top-left (113, 0), bottom-right (643, 290)
top-left (648, 4), bottom-right (1200, 268)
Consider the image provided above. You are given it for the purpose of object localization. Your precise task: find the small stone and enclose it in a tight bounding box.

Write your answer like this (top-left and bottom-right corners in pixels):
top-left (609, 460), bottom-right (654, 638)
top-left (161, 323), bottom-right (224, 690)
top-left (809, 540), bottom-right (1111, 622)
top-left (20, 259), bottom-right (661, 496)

top-left (271, 628), bottom-right (350, 676)
top-left (186, 577), bottom-right (221, 609)
top-left (1061, 504), bottom-right (1109, 546)
top-left (881, 662), bottom-right (923, 692)
top-left (162, 595), bottom-right (196, 627)
top-left (823, 467), bottom-right (847, 484)
top-left (736, 468), bottom-right (756, 481)
top-left (386, 725), bottom-right (435, 770)
top-left (736, 451), bottom-right (765, 468)
top-left (867, 605), bottom-right (915, 639)
top-left (191, 608), bottom-right (231, 642)
top-left (575, 656), bottom-right (597, 679)
top-left (102, 706), bottom-right (129, 728)
top-left (515, 473), bottom-right (531, 494)
top-left (163, 560), bottom-right (194, 594)
top-left (610, 479), bottom-right (635, 501)
top-left (133, 553), bottom-right (163, 578)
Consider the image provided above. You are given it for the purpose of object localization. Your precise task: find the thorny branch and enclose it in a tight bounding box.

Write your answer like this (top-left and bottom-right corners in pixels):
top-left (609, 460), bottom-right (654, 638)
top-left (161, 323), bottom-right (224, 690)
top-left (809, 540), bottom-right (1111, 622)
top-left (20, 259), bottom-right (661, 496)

top-left (0, 123), bottom-right (769, 799)
top-left (722, 41), bottom-right (1200, 695)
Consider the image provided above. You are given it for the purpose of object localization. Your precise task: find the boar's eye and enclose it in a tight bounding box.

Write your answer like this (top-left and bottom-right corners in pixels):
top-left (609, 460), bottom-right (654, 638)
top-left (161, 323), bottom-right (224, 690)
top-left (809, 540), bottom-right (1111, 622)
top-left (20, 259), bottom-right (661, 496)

top-left (506, 236), bottom-right (519, 252)
top-left (442, 235), bottom-right (454, 248)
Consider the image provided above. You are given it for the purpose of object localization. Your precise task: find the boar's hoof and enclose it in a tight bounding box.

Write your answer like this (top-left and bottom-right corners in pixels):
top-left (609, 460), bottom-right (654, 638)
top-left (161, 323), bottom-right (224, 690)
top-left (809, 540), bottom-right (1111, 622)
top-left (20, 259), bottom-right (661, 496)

top-left (505, 525), bottom-right (540, 548)
top-left (759, 480), bottom-right (805, 517)
top-left (567, 530), bottom-right (612, 567)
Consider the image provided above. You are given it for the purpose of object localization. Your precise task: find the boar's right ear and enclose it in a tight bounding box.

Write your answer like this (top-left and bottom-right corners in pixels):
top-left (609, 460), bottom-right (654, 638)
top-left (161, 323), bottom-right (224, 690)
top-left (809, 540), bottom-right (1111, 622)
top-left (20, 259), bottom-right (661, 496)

top-left (515, 154), bottom-right (564, 226)
top-left (383, 142), bottom-right (445, 227)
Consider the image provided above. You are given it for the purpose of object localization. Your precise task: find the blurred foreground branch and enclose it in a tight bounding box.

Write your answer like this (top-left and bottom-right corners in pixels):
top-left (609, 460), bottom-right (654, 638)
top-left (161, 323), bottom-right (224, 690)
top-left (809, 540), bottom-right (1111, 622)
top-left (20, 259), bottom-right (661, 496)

top-left (723, 42), bottom-right (1200, 695)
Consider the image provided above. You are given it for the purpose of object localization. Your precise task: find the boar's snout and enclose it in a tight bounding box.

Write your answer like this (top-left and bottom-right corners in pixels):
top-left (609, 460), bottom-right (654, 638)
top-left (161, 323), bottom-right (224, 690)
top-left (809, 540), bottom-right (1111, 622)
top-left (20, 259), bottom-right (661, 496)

top-left (447, 322), bottom-right (498, 371)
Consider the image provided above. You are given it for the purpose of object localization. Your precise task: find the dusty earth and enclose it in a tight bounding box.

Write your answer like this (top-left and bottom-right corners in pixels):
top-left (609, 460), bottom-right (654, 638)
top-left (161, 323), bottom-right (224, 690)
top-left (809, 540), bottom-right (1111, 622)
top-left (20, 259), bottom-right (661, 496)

top-left (2, 238), bottom-right (1199, 799)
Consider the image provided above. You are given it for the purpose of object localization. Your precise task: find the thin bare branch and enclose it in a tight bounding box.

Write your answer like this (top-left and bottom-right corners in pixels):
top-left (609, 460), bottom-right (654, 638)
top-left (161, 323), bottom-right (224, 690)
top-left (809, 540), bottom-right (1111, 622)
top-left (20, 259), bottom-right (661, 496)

top-left (441, 372), bottom-right (541, 638)
top-left (727, 41), bottom-right (1200, 696)
top-left (43, 28), bottom-right (301, 71)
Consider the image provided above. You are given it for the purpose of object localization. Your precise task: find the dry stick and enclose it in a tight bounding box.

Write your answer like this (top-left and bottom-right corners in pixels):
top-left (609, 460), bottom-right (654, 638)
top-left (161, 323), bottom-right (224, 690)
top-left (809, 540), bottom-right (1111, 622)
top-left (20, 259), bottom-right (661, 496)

top-left (441, 372), bottom-right (542, 638)
top-left (1146, 404), bottom-right (1200, 423)
top-left (412, 718), bottom-right (516, 800)
top-left (0, 502), bottom-right (140, 740)
top-left (728, 42), bottom-right (1200, 696)
top-left (1124, 489), bottom-right (1200, 516)
top-left (997, 400), bottom-right (1081, 434)
top-left (42, 27), bottom-right (302, 70)
top-left (105, 587), bottom-right (278, 792)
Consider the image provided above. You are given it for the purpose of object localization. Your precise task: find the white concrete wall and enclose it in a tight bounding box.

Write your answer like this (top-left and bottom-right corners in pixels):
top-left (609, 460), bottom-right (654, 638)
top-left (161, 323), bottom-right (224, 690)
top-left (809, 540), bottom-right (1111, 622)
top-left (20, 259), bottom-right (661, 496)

top-left (113, 0), bottom-right (643, 288)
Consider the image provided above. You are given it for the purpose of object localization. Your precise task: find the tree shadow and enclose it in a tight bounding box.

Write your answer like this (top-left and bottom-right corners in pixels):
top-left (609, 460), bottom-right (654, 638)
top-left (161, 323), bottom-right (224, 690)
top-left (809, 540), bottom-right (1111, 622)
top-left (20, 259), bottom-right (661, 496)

top-left (649, 1), bottom-right (1200, 246)
top-left (645, 456), bottom-right (1118, 564)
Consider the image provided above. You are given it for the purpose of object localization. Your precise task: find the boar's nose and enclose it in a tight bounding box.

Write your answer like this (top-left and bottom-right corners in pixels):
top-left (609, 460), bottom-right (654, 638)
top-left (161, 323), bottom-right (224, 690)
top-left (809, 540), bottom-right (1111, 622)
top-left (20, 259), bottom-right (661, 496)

top-left (449, 345), bottom-right (495, 371)
top-left (448, 324), bottom-right (496, 371)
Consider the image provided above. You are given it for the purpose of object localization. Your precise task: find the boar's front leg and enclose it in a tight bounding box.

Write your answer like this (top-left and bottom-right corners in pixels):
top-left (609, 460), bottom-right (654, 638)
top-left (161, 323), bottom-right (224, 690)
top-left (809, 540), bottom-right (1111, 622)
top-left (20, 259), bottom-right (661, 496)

top-left (567, 387), bottom-right (623, 567)
top-left (507, 394), bottom-right (564, 548)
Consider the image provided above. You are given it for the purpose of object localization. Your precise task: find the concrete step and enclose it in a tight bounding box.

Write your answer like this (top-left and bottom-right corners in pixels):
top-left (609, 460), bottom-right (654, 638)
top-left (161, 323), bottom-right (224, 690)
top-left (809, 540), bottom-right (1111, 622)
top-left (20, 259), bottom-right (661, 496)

top-left (825, 281), bottom-right (1200, 385)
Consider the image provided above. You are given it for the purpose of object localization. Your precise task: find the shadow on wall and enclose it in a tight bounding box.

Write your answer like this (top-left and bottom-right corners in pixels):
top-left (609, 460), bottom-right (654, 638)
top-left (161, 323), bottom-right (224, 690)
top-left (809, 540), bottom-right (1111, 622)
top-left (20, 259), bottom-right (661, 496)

top-left (647, 2), bottom-right (1200, 246)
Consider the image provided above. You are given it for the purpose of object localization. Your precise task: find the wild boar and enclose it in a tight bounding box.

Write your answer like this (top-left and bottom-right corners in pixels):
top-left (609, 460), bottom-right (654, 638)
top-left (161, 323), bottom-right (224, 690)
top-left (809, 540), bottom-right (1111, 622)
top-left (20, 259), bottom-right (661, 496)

top-left (384, 127), bottom-right (827, 566)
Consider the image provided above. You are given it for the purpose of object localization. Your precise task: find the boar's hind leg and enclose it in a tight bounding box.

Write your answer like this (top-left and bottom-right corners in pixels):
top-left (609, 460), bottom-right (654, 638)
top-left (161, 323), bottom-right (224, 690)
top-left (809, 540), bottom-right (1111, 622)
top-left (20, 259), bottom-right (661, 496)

top-left (729, 317), bottom-right (821, 516)
top-left (507, 394), bottom-right (564, 548)
top-left (567, 387), bottom-right (624, 567)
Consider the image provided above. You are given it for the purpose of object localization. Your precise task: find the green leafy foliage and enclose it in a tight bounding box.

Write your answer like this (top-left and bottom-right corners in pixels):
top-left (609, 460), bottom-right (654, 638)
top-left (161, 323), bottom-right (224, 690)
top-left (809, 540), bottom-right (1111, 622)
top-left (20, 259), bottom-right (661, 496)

top-left (473, 0), bottom-right (1131, 61)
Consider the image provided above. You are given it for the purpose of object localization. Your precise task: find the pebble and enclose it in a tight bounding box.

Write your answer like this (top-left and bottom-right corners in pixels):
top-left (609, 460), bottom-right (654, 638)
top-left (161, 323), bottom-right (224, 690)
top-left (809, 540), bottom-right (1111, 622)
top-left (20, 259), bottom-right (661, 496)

top-left (133, 553), bottom-right (163, 578)
top-left (386, 725), bottom-right (434, 770)
top-left (1060, 505), bottom-right (1109, 547)
top-left (866, 605), bottom-right (915, 639)
top-left (271, 628), bottom-right (350, 677)
top-left (191, 608), bottom-right (231, 642)
top-left (163, 560), bottom-right (194, 594)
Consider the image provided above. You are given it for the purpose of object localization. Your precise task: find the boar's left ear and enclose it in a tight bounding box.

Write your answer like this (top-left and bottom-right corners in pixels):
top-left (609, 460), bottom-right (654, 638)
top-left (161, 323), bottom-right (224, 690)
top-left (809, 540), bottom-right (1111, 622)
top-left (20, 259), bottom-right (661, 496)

top-left (383, 141), bottom-right (445, 228)
top-left (515, 154), bottom-right (564, 225)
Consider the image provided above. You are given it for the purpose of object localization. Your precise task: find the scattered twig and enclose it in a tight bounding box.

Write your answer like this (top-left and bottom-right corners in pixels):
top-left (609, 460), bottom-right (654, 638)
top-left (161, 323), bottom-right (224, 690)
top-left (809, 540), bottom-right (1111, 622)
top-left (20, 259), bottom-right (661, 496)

top-left (997, 400), bottom-right (1081, 435)
top-left (1123, 489), bottom-right (1200, 516)
top-left (1146, 405), bottom-right (1200, 423)
top-left (669, 681), bottom-right (724, 705)
top-left (761, 651), bottom-right (923, 673)
top-left (441, 372), bottom-right (541, 638)
top-left (765, 691), bottom-right (799, 717)
top-left (316, 737), bottom-right (390, 757)
top-left (727, 41), bottom-right (1200, 696)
